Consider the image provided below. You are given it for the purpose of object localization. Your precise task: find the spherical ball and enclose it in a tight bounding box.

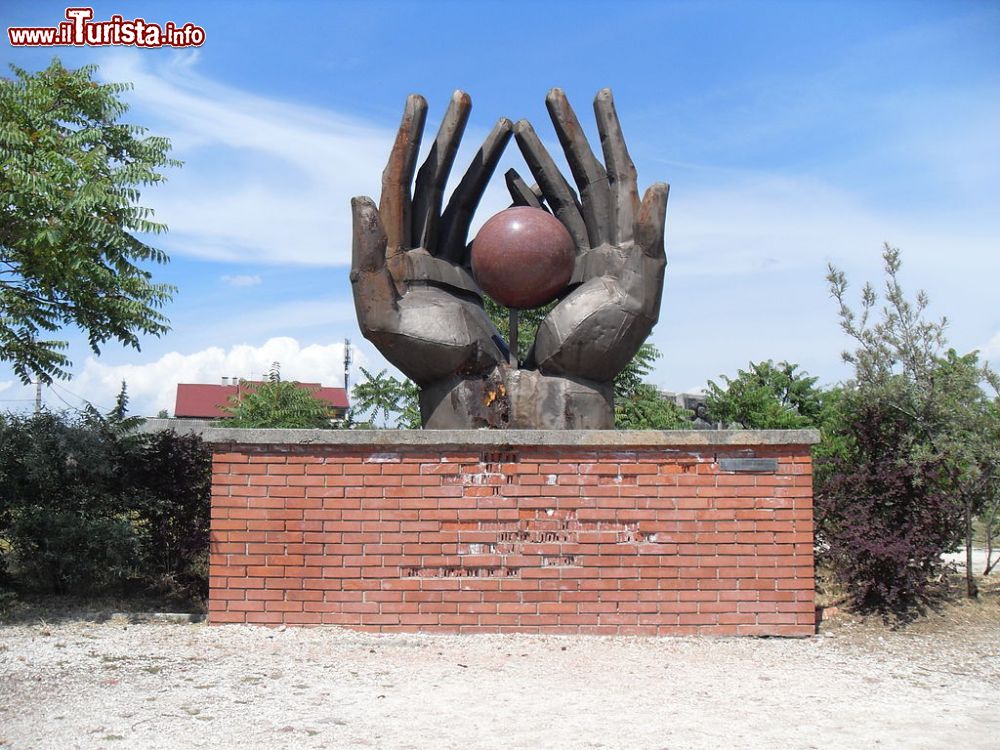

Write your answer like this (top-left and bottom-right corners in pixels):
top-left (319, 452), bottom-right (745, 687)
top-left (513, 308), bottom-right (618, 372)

top-left (470, 207), bottom-right (576, 309)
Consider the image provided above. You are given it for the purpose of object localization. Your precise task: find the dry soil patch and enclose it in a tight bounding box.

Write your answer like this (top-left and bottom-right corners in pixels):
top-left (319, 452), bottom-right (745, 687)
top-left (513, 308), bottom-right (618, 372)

top-left (1, 602), bottom-right (998, 750)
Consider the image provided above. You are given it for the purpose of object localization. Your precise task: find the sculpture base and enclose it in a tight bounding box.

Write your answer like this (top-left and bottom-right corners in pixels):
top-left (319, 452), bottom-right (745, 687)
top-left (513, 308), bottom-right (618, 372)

top-left (198, 428), bottom-right (820, 636)
top-left (419, 366), bottom-right (614, 429)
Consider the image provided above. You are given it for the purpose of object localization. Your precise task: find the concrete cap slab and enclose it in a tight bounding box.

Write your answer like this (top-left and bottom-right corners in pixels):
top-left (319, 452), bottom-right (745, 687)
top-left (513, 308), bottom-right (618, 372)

top-left (138, 419), bottom-right (820, 448)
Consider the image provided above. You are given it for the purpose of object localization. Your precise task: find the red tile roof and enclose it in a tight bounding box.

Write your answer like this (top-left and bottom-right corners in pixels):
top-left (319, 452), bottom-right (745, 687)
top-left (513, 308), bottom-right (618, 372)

top-left (174, 382), bottom-right (349, 419)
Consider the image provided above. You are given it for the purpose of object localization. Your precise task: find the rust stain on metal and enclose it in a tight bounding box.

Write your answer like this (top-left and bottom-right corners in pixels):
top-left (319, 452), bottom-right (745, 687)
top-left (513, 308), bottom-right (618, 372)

top-left (483, 383), bottom-right (507, 408)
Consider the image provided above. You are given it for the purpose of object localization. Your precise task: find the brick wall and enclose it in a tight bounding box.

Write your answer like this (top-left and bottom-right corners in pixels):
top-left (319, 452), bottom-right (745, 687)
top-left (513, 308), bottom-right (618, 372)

top-left (208, 433), bottom-right (816, 636)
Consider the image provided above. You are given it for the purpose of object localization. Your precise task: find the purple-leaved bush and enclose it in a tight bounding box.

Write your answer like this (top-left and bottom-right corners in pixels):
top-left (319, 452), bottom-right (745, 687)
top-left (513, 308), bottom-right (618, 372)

top-left (816, 398), bottom-right (963, 612)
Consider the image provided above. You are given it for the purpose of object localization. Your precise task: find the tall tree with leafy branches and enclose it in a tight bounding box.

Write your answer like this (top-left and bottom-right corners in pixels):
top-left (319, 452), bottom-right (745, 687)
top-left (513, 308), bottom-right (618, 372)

top-left (350, 367), bottom-right (421, 428)
top-left (613, 343), bottom-right (691, 429)
top-left (0, 59), bottom-right (177, 384)
top-left (705, 360), bottom-right (826, 429)
top-left (822, 244), bottom-right (1000, 605)
top-left (220, 363), bottom-right (335, 429)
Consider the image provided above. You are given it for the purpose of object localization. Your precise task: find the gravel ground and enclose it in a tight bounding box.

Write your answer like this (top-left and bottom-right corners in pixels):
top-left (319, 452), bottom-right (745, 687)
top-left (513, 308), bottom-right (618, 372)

top-left (1, 603), bottom-right (998, 750)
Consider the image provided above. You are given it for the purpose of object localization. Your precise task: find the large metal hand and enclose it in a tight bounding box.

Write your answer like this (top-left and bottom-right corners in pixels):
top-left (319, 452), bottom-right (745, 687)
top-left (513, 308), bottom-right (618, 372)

top-left (510, 88), bottom-right (668, 383)
top-left (351, 93), bottom-right (512, 387)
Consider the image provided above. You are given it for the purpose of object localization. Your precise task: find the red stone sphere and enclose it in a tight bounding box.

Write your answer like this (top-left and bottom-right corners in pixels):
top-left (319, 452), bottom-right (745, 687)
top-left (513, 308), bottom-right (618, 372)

top-left (470, 207), bottom-right (576, 309)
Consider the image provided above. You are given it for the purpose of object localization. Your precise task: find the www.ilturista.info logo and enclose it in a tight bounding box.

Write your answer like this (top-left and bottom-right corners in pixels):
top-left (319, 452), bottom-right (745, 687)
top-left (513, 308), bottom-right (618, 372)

top-left (8, 7), bottom-right (205, 48)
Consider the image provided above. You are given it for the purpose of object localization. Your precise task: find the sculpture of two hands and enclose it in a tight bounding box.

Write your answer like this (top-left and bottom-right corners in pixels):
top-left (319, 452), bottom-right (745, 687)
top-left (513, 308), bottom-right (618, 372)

top-left (351, 89), bottom-right (668, 429)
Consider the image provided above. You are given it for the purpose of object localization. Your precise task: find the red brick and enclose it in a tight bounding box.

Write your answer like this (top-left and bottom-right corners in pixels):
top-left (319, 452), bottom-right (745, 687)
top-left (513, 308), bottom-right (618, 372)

top-left (619, 464), bottom-right (658, 475)
top-left (214, 452), bottom-right (249, 464)
top-left (231, 464), bottom-right (267, 475)
top-left (244, 612), bottom-right (284, 624)
top-left (248, 455), bottom-right (286, 464)
top-left (267, 464), bottom-right (305, 475)
top-left (421, 464), bottom-right (461, 475)
top-left (208, 444), bottom-right (815, 632)
top-left (210, 612), bottom-right (247, 624)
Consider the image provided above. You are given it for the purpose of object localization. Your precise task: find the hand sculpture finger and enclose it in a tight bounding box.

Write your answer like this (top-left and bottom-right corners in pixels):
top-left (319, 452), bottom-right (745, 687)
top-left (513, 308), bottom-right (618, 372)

top-left (513, 119), bottom-right (588, 250)
top-left (412, 90), bottom-right (471, 252)
top-left (594, 88), bottom-right (640, 246)
top-left (350, 195), bottom-right (395, 333)
top-left (504, 168), bottom-right (547, 212)
top-left (438, 117), bottom-right (513, 263)
top-left (638, 182), bottom-right (669, 260)
top-left (635, 182), bottom-right (669, 323)
top-left (351, 196), bottom-right (388, 275)
top-left (380, 94), bottom-right (427, 254)
top-left (546, 88), bottom-right (611, 248)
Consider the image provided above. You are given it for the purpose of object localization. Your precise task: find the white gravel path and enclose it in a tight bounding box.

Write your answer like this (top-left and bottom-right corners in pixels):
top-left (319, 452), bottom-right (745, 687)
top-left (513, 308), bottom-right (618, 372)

top-left (1, 615), bottom-right (998, 750)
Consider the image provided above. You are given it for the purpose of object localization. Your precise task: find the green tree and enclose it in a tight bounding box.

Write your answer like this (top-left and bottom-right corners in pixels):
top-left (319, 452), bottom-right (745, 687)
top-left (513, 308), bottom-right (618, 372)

top-left (613, 343), bottom-right (690, 429)
top-left (614, 383), bottom-right (690, 429)
top-left (823, 244), bottom-right (1000, 604)
top-left (483, 295), bottom-right (555, 364)
top-left (913, 349), bottom-right (999, 596)
top-left (220, 363), bottom-right (334, 429)
top-left (96, 379), bottom-right (145, 434)
top-left (0, 59), bottom-right (177, 384)
top-left (705, 360), bottom-right (826, 429)
top-left (351, 367), bottom-right (421, 428)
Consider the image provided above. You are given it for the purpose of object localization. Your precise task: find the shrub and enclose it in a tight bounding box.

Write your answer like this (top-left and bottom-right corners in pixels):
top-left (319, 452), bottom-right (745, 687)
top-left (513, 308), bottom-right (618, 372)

top-left (823, 245), bottom-right (1000, 608)
top-left (7, 508), bottom-right (142, 593)
top-left (0, 410), bottom-right (211, 603)
top-left (220, 362), bottom-right (335, 428)
top-left (705, 360), bottom-right (826, 429)
top-left (816, 394), bottom-right (963, 611)
top-left (127, 431), bottom-right (211, 600)
top-left (614, 383), bottom-right (691, 429)
top-left (0, 410), bottom-right (139, 593)
top-left (613, 344), bottom-right (691, 429)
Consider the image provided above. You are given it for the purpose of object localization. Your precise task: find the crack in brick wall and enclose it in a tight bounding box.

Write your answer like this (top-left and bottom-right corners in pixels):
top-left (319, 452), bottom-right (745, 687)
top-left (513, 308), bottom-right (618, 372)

top-left (208, 444), bottom-right (815, 636)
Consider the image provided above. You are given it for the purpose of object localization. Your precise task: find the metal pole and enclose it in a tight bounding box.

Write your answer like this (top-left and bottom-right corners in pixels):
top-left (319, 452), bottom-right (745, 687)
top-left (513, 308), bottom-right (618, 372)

top-left (344, 338), bottom-right (352, 392)
top-left (508, 309), bottom-right (519, 367)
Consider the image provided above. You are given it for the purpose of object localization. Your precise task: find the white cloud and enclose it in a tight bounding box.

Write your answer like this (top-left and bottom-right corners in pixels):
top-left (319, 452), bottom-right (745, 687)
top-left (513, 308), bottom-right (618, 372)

top-left (72, 337), bottom-right (371, 417)
top-left (981, 332), bottom-right (1000, 364)
top-left (221, 274), bottom-right (262, 287)
top-left (169, 298), bottom-right (359, 350)
top-left (666, 174), bottom-right (878, 277)
top-left (95, 51), bottom-right (527, 268)
top-left (664, 170), bottom-right (1000, 282)
top-left (98, 52), bottom-right (391, 266)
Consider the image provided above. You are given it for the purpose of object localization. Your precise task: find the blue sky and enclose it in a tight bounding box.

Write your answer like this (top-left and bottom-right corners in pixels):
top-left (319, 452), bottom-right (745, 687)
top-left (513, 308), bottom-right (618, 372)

top-left (3, 0), bottom-right (999, 416)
